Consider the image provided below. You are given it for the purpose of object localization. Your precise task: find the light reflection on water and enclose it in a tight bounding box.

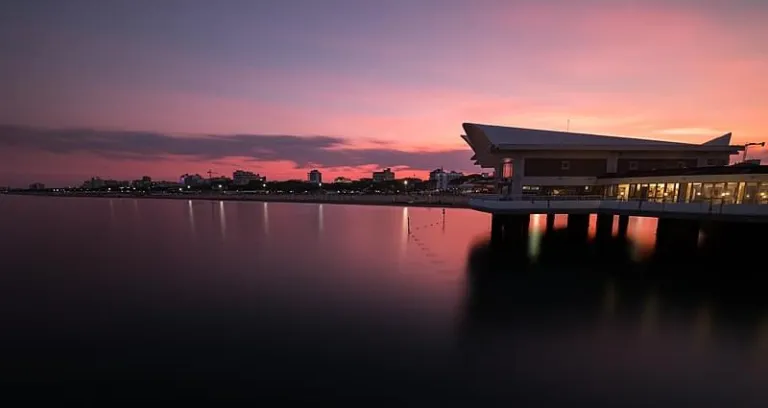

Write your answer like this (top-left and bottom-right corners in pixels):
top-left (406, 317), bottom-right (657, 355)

top-left (0, 195), bottom-right (765, 405)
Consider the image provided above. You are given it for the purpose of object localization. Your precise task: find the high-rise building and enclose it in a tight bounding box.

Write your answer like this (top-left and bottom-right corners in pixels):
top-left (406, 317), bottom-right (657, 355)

top-left (308, 169), bottom-right (323, 185)
top-left (372, 168), bottom-right (395, 182)
top-left (232, 170), bottom-right (264, 186)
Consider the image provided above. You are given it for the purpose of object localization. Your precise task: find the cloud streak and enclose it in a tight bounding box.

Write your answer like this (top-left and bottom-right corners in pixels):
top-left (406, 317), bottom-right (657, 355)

top-left (0, 125), bottom-right (474, 172)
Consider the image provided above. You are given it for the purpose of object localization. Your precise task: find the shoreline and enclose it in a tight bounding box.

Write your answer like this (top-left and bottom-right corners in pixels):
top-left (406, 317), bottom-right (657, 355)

top-left (4, 191), bottom-right (472, 209)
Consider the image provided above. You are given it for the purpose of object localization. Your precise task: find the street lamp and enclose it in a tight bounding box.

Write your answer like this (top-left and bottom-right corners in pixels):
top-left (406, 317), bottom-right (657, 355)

top-left (743, 142), bottom-right (766, 162)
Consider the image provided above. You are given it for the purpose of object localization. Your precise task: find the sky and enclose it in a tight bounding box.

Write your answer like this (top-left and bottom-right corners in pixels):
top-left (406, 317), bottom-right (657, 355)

top-left (1, 0), bottom-right (766, 186)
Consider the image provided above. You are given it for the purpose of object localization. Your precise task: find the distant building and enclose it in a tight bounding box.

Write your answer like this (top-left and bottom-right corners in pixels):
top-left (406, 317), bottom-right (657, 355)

top-left (232, 170), bottom-right (264, 186)
top-left (180, 173), bottom-right (205, 186)
top-left (28, 182), bottom-right (45, 190)
top-left (333, 176), bottom-right (353, 184)
top-left (372, 168), bottom-right (395, 183)
top-left (209, 177), bottom-right (229, 190)
top-left (103, 179), bottom-right (128, 188)
top-left (430, 168), bottom-right (464, 190)
top-left (308, 169), bottom-right (323, 185)
top-left (130, 176), bottom-right (152, 190)
top-left (83, 177), bottom-right (105, 190)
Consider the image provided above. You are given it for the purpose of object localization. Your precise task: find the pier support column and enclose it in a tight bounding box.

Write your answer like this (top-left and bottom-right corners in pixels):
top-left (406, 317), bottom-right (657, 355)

top-left (491, 214), bottom-right (504, 244)
top-left (655, 218), bottom-right (700, 259)
top-left (701, 220), bottom-right (762, 254)
top-left (501, 214), bottom-right (530, 241)
top-left (567, 214), bottom-right (590, 241)
top-left (545, 213), bottom-right (556, 231)
top-left (596, 213), bottom-right (614, 240)
top-left (617, 215), bottom-right (630, 237)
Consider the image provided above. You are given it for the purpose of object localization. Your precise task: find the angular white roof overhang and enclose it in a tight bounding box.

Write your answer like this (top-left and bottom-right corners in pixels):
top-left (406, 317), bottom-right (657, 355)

top-left (462, 122), bottom-right (743, 155)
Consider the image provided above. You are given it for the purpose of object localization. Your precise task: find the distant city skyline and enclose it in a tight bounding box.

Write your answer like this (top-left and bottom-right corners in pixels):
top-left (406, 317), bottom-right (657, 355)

top-left (1, 0), bottom-right (767, 186)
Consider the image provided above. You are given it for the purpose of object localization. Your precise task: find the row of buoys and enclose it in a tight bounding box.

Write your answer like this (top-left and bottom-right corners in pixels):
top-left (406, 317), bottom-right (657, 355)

top-left (407, 216), bottom-right (449, 271)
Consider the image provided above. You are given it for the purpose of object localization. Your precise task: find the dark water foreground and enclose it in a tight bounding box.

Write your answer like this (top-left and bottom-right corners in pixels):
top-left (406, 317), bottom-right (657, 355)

top-left (1, 196), bottom-right (766, 404)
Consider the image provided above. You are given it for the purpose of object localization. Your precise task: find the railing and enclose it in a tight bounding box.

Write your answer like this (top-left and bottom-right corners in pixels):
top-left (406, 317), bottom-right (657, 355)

top-left (492, 194), bottom-right (606, 202)
top-left (469, 195), bottom-right (768, 217)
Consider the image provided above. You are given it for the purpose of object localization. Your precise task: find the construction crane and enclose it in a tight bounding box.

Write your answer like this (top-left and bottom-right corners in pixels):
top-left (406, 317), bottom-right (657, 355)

top-left (207, 169), bottom-right (220, 180)
top-left (743, 142), bottom-right (766, 162)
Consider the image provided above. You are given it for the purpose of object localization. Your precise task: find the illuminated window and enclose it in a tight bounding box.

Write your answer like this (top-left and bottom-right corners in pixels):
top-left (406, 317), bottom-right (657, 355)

top-left (690, 183), bottom-right (703, 202)
top-left (502, 161), bottom-right (513, 179)
top-left (744, 182), bottom-right (759, 204)
top-left (758, 182), bottom-right (768, 204)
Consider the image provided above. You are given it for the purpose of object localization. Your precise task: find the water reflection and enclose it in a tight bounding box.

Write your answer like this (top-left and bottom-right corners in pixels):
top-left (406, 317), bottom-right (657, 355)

top-left (108, 199), bottom-right (115, 221)
top-left (318, 204), bottom-right (324, 233)
top-left (187, 200), bottom-right (195, 234)
top-left (219, 200), bottom-right (226, 238)
top-left (463, 223), bottom-right (768, 403)
top-left (263, 202), bottom-right (269, 236)
top-left (528, 214), bottom-right (544, 260)
top-left (1, 196), bottom-right (766, 404)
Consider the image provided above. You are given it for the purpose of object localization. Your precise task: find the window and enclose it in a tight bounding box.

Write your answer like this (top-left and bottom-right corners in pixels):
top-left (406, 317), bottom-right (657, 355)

top-left (690, 183), bottom-right (703, 202)
top-left (629, 161), bottom-right (639, 171)
top-left (724, 182), bottom-right (738, 204)
top-left (744, 182), bottom-right (759, 204)
top-left (712, 183), bottom-right (725, 203)
top-left (560, 160), bottom-right (570, 170)
top-left (759, 182), bottom-right (768, 204)
top-left (664, 183), bottom-right (677, 201)
top-left (502, 161), bottom-right (513, 179)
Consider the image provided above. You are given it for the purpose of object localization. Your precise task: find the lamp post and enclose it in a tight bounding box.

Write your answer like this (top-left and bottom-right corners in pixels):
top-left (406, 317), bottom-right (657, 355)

top-left (743, 142), bottom-right (766, 162)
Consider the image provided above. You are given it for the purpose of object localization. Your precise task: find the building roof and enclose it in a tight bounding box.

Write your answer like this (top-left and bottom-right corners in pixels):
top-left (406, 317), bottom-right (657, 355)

top-left (462, 123), bottom-right (741, 152)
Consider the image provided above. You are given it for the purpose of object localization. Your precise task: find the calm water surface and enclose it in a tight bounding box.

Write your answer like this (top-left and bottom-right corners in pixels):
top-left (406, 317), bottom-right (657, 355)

top-left (1, 195), bottom-right (766, 404)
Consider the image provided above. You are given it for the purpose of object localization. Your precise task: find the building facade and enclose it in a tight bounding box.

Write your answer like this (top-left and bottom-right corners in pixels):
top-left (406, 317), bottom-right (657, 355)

top-left (232, 170), bottom-right (264, 186)
top-left (308, 169), bottom-right (323, 185)
top-left (373, 168), bottom-right (395, 183)
top-left (461, 123), bottom-right (743, 197)
top-left (430, 168), bottom-right (464, 190)
top-left (598, 165), bottom-right (768, 204)
top-left (180, 173), bottom-right (204, 186)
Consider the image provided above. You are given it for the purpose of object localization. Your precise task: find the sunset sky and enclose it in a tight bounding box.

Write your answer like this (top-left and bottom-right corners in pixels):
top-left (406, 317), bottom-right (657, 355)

top-left (1, 0), bottom-right (766, 186)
